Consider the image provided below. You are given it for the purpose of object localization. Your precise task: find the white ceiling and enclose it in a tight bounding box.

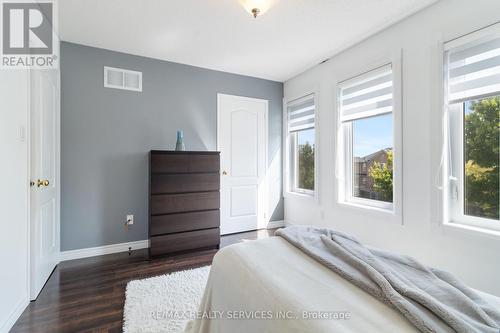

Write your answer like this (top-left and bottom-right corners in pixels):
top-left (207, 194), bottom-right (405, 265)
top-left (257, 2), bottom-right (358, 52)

top-left (59, 0), bottom-right (438, 82)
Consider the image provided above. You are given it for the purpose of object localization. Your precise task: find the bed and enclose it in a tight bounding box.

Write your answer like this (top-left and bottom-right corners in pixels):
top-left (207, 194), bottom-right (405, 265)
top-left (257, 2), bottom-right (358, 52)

top-left (186, 235), bottom-right (500, 333)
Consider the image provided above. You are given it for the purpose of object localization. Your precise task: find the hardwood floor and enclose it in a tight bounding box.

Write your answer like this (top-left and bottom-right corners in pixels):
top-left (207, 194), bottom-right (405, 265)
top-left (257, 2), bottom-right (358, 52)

top-left (11, 229), bottom-right (276, 333)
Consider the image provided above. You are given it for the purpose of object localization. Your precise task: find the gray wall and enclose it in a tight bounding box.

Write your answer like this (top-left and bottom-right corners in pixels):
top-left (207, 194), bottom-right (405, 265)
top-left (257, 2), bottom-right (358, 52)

top-left (61, 42), bottom-right (283, 251)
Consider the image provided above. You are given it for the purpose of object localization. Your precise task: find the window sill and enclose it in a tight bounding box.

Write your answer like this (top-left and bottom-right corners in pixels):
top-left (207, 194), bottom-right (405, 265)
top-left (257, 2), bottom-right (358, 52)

top-left (337, 200), bottom-right (401, 224)
top-left (284, 190), bottom-right (317, 202)
top-left (339, 200), bottom-right (393, 214)
top-left (443, 221), bottom-right (500, 241)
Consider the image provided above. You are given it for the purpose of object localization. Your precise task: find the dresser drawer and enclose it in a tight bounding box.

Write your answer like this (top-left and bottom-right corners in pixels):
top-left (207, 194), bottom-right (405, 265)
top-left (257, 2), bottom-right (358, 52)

top-left (150, 154), bottom-right (189, 173)
top-left (150, 173), bottom-right (219, 194)
top-left (150, 192), bottom-right (220, 215)
top-left (150, 153), bottom-right (219, 174)
top-left (150, 210), bottom-right (220, 235)
top-left (187, 154), bottom-right (219, 173)
top-left (150, 228), bottom-right (220, 256)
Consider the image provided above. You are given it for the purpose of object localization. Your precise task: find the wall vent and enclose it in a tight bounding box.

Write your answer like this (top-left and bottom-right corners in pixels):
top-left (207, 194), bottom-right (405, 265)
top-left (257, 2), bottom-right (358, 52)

top-left (104, 66), bottom-right (142, 92)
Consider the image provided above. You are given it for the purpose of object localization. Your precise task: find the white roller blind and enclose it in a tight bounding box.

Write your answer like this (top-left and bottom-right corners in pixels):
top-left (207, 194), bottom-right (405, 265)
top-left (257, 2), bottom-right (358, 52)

top-left (288, 94), bottom-right (315, 132)
top-left (445, 27), bottom-right (500, 104)
top-left (338, 64), bottom-right (393, 122)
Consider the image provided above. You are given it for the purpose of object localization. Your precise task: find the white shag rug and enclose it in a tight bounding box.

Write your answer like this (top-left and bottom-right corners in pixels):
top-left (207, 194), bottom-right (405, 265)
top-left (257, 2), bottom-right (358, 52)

top-left (123, 266), bottom-right (210, 333)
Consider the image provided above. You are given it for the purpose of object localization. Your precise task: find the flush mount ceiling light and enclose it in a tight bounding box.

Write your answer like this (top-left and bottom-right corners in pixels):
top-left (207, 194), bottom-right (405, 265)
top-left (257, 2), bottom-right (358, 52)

top-left (239, 0), bottom-right (272, 18)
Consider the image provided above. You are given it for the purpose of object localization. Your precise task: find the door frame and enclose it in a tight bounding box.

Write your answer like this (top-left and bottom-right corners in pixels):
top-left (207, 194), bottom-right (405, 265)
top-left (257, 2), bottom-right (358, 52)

top-left (216, 93), bottom-right (270, 233)
top-left (27, 68), bottom-right (61, 300)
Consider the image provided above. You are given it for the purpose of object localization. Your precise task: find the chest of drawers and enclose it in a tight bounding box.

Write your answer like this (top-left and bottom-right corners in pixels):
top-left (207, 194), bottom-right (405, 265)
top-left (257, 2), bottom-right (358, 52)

top-left (148, 150), bottom-right (220, 257)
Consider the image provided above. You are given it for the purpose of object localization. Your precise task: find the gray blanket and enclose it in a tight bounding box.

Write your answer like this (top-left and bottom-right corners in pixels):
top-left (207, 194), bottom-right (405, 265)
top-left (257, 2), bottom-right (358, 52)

top-left (276, 225), bottom-right (500, 333)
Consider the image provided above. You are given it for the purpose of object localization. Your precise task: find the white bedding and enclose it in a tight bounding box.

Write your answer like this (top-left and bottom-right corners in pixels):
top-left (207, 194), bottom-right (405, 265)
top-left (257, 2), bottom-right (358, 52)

top-left (186, 236), bottom-right (500, 333)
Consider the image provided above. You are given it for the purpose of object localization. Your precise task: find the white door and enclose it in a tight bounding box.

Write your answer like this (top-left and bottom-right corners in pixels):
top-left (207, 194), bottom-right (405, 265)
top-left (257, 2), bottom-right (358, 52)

top-left (217, 94), bottom-right (267, 235)
top-left (30, 69), bottom-right (60, 300)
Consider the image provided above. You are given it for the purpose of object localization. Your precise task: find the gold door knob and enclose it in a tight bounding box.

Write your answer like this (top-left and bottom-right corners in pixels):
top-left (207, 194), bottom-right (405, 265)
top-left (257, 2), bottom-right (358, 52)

top-left (37, 179), bottom-right (50, 187)
top-left (222, 170), bottom-right (227, 175)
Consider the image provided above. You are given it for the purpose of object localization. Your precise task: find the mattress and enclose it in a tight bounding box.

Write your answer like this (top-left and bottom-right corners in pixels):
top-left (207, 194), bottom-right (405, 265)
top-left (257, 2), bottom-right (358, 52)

top-left (186, 236), bottom-right (500, 333)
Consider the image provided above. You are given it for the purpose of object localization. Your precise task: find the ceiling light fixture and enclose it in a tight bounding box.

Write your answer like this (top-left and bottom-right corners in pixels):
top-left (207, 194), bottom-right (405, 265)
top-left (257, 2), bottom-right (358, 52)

top-left (251, 8), bottom-right (260, 18)
top-left (240, 0), bottom-right (271, 19)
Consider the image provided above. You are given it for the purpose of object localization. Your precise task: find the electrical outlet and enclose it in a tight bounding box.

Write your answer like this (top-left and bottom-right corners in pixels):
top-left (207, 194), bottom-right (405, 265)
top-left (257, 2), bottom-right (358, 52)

top-left (126, 214), bottom-right (134, 225)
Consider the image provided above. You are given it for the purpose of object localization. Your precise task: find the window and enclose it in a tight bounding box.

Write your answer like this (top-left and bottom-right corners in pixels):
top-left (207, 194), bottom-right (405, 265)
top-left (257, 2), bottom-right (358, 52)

top-left (286, 94), bottom-right (316, 195)
top-left (338, 64), bottom-right (395, 211)
top-left (444, 25), bottom-right (500, 232)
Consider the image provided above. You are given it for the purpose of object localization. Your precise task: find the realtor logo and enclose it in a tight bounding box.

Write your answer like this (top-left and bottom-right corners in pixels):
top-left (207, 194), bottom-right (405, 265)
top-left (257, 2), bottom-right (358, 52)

top-left (1, 1), bottom-right (57, 68)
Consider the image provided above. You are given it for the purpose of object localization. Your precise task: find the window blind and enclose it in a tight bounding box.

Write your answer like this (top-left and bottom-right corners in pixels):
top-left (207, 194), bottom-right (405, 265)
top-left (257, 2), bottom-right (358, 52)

top-left (339, 64), bottom-right (393, 122)
top-left (288, 94), bottom-right (315, 132)
top-left (445, 34), bottom-right (500, 104)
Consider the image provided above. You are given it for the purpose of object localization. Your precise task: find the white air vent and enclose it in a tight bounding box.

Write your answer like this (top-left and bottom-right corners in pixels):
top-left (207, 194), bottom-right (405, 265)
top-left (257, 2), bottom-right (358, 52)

top-left (104, 66), bottom-right (142, 92)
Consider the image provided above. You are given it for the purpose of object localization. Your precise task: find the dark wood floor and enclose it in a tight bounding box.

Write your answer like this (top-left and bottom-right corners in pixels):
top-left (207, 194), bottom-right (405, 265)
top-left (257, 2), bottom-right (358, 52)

top-left (11, 229), bottom-right (276, 333)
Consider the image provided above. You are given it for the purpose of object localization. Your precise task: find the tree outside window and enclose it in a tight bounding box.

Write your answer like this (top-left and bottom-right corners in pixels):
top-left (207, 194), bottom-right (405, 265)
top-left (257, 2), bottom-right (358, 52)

top-left (464, 96), bottom-right (499, 220)
top-left (296, 128), bottom-right (315, 191)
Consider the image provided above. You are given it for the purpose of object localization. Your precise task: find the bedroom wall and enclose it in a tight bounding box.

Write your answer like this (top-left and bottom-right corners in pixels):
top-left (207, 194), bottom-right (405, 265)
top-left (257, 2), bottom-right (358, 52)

top-left (284, 0), bottom-right (500, 296)
top-left (61, 42), bottom-right (283, 251)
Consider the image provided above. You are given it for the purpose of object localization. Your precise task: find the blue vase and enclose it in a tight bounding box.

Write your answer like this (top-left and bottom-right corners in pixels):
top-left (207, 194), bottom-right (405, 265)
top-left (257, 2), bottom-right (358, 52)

top-left (175, 130), bottom-right (185, 151)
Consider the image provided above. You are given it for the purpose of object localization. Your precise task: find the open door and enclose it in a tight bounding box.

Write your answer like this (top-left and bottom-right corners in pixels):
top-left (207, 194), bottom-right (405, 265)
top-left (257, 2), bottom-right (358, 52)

top-left (29, 69), bottom-right (60, 300)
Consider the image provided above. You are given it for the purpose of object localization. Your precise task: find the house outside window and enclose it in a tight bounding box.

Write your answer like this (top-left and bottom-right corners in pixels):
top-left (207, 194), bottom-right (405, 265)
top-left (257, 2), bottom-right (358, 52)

top-left (354, 148), bottom-right (392, 202)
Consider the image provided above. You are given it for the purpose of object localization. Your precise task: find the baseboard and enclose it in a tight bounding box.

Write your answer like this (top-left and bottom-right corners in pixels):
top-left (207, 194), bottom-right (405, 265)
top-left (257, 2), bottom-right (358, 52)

top-left (60, 223), bottom-right (287, 262)
top-left (0, 297), bottom-right (28, 333)
top-left (266, 220), bottom-right (287, 229)
top-left (60, 239), bottom-right (150, 262)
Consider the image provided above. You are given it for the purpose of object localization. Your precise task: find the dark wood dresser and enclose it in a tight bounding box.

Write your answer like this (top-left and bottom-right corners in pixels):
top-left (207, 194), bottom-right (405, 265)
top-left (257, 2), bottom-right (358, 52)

top-left (148, 150), bottom-right (220, 257)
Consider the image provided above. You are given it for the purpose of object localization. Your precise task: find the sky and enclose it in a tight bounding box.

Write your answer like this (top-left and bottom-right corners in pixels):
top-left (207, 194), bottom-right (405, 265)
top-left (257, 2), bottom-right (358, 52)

top-left (353, 114), bottom-right (393, 157)
top-left (297, 114), bottom-right (393, 158)
top-left (297, 128), bottom-right (315, 146)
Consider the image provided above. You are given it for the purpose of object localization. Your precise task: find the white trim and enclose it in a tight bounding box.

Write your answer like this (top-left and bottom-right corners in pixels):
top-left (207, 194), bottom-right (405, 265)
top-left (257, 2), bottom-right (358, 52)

top-left (56, 68), bottom-right (62, 271)
top-left (442, 25), bottom-right (500, 234)
top-left (443, 221), bottom-right (500, 241)
top-left (27, 68), bottom-right (33, 302)
top-left (338, 199), bottom-right (396, 216)
top-left (431, 33), bottom-right (447, 227)
top-left (341, 121), bottom-right (394, 212)
top-left (60, 240), bottom-right (149, 262)
top-left (283, 88), bottom-right (320, 202)
top-left (335, 50), bottom-right (403, 224)
top-left (266, 220), bottom-right (287, 229)
top-left (444, 22), bottom-right (500, 51)
top-left (24, 68), bottom-right (32, 316)
top-left (446, 97), bottom-right (500, 232)
top-left (0, 298), bottom-right (29, 333)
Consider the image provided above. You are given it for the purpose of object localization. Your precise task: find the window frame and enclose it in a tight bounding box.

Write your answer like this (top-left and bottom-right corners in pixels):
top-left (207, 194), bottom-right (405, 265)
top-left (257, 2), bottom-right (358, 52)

top-left (335, 53), bottom-right (403, 221)
top-left (284, 92), bottom-right (319, 200)
top-left (446, 97), bottom-right (500, 233)
top-left (442, 24), bottom-right (500, 234)
top-left (290, 130), bottom-right (315, 195)
top-left (342, 119), bottom-right (394, 211)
